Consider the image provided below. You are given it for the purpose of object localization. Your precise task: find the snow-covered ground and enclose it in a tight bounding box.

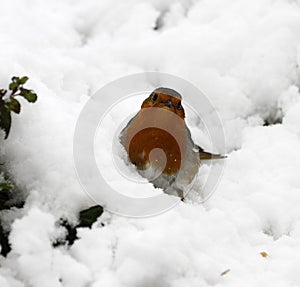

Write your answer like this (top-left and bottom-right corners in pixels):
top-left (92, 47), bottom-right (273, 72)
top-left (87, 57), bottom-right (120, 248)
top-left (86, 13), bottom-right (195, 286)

top-left (1, 0), bottom-right (300, 286)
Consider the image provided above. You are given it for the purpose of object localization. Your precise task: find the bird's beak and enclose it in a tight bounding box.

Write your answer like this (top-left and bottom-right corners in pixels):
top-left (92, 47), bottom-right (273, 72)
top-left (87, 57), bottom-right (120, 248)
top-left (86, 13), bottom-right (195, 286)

top-left (163, 100), bottom-right (173, 108)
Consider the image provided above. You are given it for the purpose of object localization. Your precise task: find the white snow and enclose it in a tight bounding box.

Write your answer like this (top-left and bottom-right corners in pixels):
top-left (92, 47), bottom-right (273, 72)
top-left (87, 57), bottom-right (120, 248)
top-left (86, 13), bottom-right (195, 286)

top-left (1, 0), bottom-right (300, 286)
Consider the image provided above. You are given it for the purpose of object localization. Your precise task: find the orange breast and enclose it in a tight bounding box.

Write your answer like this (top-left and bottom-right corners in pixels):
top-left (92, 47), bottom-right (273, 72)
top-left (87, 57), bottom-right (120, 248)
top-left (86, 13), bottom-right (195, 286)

top-left (128, 127), bottom-right (182, 174)
top-left (122, 108), bottom-right (187, 175)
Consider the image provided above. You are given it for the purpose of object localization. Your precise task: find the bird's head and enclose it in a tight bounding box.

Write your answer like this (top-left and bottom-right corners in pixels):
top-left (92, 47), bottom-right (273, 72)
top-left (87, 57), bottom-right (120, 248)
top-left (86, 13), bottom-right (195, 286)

top-left (141, 87), bottom-right (185, 119)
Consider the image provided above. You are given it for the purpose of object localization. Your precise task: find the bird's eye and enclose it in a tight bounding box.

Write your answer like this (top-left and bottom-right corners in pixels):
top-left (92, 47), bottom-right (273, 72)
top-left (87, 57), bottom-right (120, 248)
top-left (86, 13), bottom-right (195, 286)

top-left (177, 101), bottom-right (183, 110)
top-left (151, 92), bottom-right (158, 101)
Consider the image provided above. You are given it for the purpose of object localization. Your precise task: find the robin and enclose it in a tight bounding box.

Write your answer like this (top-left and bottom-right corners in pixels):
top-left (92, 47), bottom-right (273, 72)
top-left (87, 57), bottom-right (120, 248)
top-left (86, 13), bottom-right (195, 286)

top-left (119, 87), bottom-right (224, 199)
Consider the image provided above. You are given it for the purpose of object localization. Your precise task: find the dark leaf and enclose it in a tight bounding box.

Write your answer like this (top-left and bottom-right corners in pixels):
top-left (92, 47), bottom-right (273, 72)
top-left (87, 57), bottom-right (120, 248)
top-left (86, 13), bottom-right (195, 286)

top-left (54, 205), bottom-right (103, 247)
top-left (0, 190), bottom-right (10, 202)
top-left (53, 220), bottom-right (78, 247)
top-left (7, 98), bottom-right (21, 114)
top-left (0, 89), bottom-right (6, 98)
top-left (0, 223), bottom-right (11, 257)
top-left (220, 269), bottom-right (231, 276)
top-left (0, 105), bottom-right (11, 139)
top-left (20, 89), bottom-right (37, 103)
top-left (78, 205), bottom-right (103, 228)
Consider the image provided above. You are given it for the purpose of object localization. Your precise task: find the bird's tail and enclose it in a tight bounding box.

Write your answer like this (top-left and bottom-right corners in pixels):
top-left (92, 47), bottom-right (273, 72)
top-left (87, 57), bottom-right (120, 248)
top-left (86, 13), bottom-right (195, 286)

top-left (198, 147), bottom-right (227, 160)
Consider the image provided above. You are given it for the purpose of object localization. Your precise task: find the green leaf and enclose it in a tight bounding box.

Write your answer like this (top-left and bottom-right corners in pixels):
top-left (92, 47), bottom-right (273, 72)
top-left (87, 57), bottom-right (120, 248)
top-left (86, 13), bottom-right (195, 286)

top-left (9, 82), bottom-right (19, 91)
top-left (8, 77), bottom-right (20, 91)
top-left (7, 98), bottom-right (21, 114)
top-left (19, 76), bottom-right (28, 85)
top-left (9, 76), bottom-right (28, 91)
top-left (0, 105), bottom-right (11, 139)
top-left (20, 89), bottom-right (37, 103)
top-left (0, 181), bottom-right (13, 191)
top-left (78, 205), bottom-right (103, 228)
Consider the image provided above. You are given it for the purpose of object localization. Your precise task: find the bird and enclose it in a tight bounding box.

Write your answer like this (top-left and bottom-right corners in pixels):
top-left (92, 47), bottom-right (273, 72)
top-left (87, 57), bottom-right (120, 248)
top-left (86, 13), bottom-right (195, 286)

top-left (119, 87), bottom-right (225, 199)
